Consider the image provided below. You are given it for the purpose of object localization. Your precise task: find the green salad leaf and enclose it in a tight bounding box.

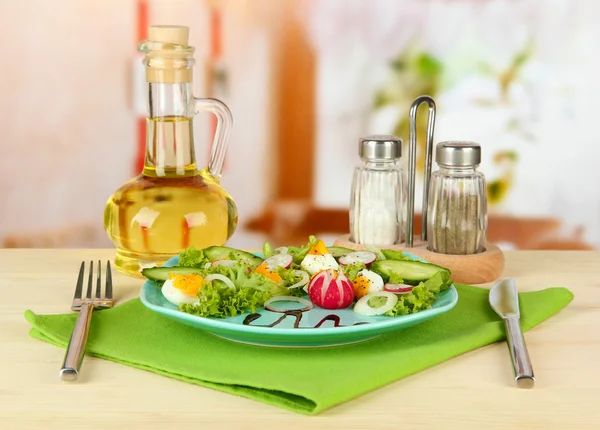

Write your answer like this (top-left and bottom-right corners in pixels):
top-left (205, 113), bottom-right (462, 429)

top-left (381, 249), bottom-right (413, 261)
top-left (342, 262), bottom-right (367, 282)
top-left (178, 261), bottom-right (288, 318)
top-left (286, 235), bottom-right (319, 265)
top-left (387, 272), bottom-right (405, 284)
top-left (384, 270), bottom-right (452, 316)
top-left (275, 266), bottom-right (308, 297)
top-left (262, 242), bottom-right (274, 259)
top-left (180, 283), bottom-right (274, 318)
top-left (178, 246), bottom-right (209, 268)
top-left (203, 262), bottom-right (287, 294)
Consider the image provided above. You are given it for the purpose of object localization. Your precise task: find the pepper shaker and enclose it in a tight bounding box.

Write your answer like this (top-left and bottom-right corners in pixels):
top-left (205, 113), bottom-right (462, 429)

top-left (349, 135), bottom-right (405, 246)
top-left (426, 141), bottom-right (488, 255)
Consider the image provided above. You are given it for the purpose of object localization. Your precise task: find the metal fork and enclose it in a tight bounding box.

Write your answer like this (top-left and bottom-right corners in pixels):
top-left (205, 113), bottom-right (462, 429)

top-left (60, 261), bottom-right (113, 381)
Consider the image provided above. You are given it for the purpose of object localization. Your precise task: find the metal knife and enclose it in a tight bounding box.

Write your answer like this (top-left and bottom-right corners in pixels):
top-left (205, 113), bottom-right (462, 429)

top-left (489, 278), bottom-right (535, 388)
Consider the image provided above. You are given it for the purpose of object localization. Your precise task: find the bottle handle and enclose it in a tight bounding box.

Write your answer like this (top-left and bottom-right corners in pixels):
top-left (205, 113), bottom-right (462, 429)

top-left (193, 97), bottom-right (233, 181)
top-left (406, 95), bottom-right (436, 247)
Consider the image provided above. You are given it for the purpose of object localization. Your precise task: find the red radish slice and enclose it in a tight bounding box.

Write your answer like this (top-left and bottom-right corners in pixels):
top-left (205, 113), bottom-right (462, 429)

top-left (274, 246), bottom-right (289, 254)
top-left (384, 283), bottom-right (414, 294)
top-left (338, 251), bottom-right (377, 266)
top-left (263, 254), bottom-right (293, 269)
top-left (210, 260), bottom-right (236, 268)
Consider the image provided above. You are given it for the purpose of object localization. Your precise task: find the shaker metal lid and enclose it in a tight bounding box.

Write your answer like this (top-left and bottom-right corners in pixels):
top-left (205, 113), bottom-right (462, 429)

top-left (359, 135), bottom-right (402, 160)
top-left (435, 141), bottom-right (481, 167)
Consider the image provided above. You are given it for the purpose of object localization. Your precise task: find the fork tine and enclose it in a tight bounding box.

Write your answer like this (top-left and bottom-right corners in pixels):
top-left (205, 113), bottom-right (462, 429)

top-left (95, 260), bottom-right (102, 298)
top-left (86, 260), bottom-right (93, 299)
top-left (105, 261), bottom-right (113, 300)
top-left (73, 262), bottom-right (85, 300)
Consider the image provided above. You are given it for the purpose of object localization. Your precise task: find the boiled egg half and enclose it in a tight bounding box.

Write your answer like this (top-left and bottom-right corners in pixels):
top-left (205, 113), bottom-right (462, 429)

top-left (161, 273), bottom-right (205, 306)
top-left (300, 240), bottom-right (339, 275)
top-left (351, 269), bottom-right (384, 299)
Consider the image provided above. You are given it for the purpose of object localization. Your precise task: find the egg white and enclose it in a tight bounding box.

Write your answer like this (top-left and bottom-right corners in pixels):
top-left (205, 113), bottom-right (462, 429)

top-left (356, 269), bottom-right (384, 294)
top-left (161, 278), bottom-right (200, 306)
top-left (301, 253), bottom-right (339, 275)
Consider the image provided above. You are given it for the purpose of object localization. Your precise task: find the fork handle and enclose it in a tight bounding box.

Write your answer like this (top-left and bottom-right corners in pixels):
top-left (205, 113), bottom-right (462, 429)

top-left (60, 303), bottom-right (94, 381)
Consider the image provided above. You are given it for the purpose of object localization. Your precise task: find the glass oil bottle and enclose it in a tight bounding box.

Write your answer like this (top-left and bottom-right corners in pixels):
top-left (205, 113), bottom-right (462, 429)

top-left (104, 25), bottom-right (238, 277)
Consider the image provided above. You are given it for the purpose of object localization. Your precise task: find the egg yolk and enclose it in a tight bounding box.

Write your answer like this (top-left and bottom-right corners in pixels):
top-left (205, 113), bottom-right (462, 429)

top-left (308, 240), bottom-right (329, 255)
top-left (255, 263), bottom-right (283, 283)
top-left (352, 275), bottom-right (370, 299)
top-left (168, 273), bottom-right (205, 295)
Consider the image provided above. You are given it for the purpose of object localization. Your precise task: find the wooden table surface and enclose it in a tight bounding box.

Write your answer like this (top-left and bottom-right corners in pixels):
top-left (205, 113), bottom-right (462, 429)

top-left (1, 249), bottom-right (599, 429)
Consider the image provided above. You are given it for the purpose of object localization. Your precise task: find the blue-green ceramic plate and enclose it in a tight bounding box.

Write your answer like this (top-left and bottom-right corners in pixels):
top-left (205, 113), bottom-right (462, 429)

top-left (140, 252), bottom-right (458, 348)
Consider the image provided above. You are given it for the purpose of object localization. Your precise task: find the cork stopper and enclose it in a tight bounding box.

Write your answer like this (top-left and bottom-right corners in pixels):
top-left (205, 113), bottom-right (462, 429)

top-left (148, 25), bottom-right (189, 46)
top-left (141, 25), bottom-right (194, 84)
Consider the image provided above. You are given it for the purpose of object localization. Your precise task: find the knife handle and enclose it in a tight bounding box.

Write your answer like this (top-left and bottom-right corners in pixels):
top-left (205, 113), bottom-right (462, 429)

top-left (504, 316), bottom-right (535, 388)
top-left (60, 303), bottom-right (94, 381)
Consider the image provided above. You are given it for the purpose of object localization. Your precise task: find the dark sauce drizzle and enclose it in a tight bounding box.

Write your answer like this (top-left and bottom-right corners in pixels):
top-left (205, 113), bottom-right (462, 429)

top-left (243, 310), bottom-right (369, 329)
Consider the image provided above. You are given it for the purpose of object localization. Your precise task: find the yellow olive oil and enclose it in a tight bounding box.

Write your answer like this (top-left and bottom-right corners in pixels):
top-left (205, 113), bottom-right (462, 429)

top-left (104, 117), bottom-right (238, 277)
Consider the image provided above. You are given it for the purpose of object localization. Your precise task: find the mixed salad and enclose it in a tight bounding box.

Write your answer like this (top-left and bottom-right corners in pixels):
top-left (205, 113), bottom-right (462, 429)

top-left (141, 236), bottom-right (453, 319)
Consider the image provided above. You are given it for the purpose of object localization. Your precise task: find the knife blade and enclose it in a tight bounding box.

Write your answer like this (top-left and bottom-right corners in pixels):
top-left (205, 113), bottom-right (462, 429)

top-left (489, 278), bottom-right (535, 388)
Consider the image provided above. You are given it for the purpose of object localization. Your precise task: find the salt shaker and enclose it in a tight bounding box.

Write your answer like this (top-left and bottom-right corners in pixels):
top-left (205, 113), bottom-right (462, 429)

top-left (350, 135), bottom-right (405, 246)
top-left (426, 141), bottom-right (488, 255)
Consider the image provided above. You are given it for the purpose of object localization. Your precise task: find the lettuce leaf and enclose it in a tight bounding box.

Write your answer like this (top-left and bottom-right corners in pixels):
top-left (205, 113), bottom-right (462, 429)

top-left (177, 261), bottom-right (289, 318)
top-left (178, 246), bottom-right (209, 268)
top-left (342, 262), bottom-right (366, 282)
top-left (179, 283), bottom-right (274, 318)
top-left (275, 266), bottom-right (309, 297)
top-left (387, 272), bottom-right (405, 284)
top-left (202, 262), bottom-right (287, 294)
top-left (381, 249), bottom-right (414, 261)
top-left (286, 235), bottom-right (319, 265)
top-left (383, 270), bottom-right (452, 316)
top-left (262, 242), bottom-right (274, 259)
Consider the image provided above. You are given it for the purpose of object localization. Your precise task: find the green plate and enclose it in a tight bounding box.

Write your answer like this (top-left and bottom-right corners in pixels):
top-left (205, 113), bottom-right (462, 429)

top-left (139, 252), bottom-right (458, 348)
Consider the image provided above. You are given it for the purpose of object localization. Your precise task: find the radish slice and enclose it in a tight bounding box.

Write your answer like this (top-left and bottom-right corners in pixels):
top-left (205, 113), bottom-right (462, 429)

top-left (204, 274), bottom-right (236, 290)
top-left (384, 283), bottom-right (414, 294)
top-left (287, 270), bottom-right (309, 290)
top-left (263, 254), bottom-right (293, 269)
top-left (354, 291), bottom-right (398, 316)
top-left (274, 246), bottom-right (289, 254)
top-left (211, 260), bottom-right (236, 268)
top-left (264, 296), bottom-right (313, 313)
top-left (338, 251), bottom-right (377, 266)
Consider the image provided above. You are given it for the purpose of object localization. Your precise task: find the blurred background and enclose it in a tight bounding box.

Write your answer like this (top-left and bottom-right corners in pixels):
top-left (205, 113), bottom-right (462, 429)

top-left (0, 0), bottom-right (598, 250)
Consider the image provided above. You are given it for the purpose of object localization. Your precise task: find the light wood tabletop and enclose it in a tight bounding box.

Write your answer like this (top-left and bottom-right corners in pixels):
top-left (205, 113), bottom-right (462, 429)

top-left (1, 249), bottom-right (598, 429)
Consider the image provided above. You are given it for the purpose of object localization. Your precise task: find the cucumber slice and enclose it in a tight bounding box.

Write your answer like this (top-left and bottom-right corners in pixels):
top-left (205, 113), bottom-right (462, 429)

top-left (142, 266), bottom-right (205, 283)
top-left (327, 246), bottom-right (353, 258)
top-left (203, 246), bottom-right (263, 268)
top-left (369, 260), bottom-right (450, 284)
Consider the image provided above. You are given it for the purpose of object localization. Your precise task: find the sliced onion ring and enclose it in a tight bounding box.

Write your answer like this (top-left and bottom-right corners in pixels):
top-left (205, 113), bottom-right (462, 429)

top-left (263, 253), bottom-right (293, 269)
top-left (264, 296), bottom-right (313, 313)
top-left (353, 291), bottom-right (398, 316)
top-left (287, 270), bottom-right (309, 290)
top-left (204, 274), bottom-right (235, 290)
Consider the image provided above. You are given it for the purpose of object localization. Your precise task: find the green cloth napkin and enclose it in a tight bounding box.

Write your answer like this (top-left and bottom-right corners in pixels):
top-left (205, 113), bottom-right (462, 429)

top-left (25, 284), bottom-right (573, 415)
